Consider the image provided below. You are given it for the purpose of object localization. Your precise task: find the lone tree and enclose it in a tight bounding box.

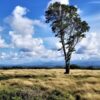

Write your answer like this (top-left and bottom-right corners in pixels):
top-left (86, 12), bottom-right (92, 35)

top-left (45, 2), bottom-right (90, 74)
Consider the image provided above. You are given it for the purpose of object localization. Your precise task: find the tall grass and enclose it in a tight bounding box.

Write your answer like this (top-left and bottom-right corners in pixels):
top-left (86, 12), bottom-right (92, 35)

top-left (0, 69), bottom-right (100, 100)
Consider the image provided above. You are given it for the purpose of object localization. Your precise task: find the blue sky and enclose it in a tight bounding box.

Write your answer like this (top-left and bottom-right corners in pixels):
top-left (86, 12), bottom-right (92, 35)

top-left (0, 0), bottom-right (100, 66)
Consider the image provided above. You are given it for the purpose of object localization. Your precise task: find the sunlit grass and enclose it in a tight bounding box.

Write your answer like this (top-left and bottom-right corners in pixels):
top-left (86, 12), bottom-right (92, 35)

top-left (0, 69), bottom-right (100, 100)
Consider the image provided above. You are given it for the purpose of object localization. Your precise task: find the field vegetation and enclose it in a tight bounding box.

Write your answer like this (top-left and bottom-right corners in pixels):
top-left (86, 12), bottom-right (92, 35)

top-left (0, 69), bottom-right (100, 100)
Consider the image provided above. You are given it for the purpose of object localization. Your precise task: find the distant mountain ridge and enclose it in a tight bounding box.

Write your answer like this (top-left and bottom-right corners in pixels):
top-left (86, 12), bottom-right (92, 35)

top-left (0, 60), bottom-right (100, 68)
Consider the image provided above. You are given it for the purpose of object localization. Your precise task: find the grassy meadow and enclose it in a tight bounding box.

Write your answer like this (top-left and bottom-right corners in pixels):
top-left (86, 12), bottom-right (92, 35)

top-left (0, 69), bottom-right (100, 100)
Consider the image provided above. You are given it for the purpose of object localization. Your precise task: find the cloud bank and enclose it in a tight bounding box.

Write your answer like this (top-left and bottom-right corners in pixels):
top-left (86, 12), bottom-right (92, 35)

top-left (4, 6), bottom-right (62, 61)
top-left (49, 0), bottom-right (69, 5)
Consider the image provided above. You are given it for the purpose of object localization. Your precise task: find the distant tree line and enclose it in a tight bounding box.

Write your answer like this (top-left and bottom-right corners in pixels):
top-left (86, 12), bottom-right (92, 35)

top-left (0, 65), bottom-right (99, 70)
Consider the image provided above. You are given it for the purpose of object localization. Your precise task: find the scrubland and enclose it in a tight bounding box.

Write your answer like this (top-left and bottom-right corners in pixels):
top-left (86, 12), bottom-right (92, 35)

top-left (0, 69), bottom-right (100, 100)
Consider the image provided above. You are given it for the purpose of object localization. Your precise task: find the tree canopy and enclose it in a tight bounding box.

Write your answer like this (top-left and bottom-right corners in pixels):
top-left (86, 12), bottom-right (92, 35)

top-left (45, 2), bottom-right (90, 74)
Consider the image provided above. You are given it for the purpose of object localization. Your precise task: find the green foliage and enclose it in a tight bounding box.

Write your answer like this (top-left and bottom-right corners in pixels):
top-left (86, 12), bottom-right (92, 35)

top-left (47, 89), bottom-right (74, 100)
top-left (0, 89), bottom-right (22, 100)
top-left (0, 87), bottom-right (75, 100)
top-left (45, 2), bottom-right (90, 73)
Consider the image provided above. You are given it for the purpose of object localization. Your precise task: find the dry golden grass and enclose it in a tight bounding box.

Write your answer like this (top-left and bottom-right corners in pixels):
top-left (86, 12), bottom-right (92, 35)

top-left (0, 69), bottom-right (100, 100)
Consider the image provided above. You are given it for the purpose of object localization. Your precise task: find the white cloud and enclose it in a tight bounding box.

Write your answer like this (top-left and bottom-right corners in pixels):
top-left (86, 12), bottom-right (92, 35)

top-left (72, 32), bottom-right (100, 61)
top-left (33, 19), bottom-right (47, 29)
top-left (82, 32), bottom-right (100, 55)
top-left (6, 5), bottom-right (62, 60)
top-left (0, 51), bottom-right (25, 60)
top-left (74, 5), bottom-right (83, 15)
top-left (8, 6), bottom-right (34, 35)
top-left (0, 26), bottom-right (4, 32)
top-left (8, 5), bottom-right (100, 62)
top-left (77, 8), bottom-right (83, 14)
top-left (0, 52), bottom-right (7, 59)
top-left (0, 26), bottom-right (8, 48)
top-left (0, 36), bottom-right (8, 48)
top-left (7, 6), bottom-right (48, 35)
top-left (5, 5), bottom-right (100, 64)
top-left (7, 6), bottom-right (45, 50)
top-left (48, 0), bottom-right (69, 6)
top-left (9, 31), bottom-right (44, 50)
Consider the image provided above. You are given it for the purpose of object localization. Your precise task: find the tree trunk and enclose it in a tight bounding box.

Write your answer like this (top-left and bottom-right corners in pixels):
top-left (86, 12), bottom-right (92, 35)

top-left (64, 48), bottom-right (72, 74)
top-left (60, 35), bottom-right (70, 74)
top-left (64, 59), bottom-right (70, 74)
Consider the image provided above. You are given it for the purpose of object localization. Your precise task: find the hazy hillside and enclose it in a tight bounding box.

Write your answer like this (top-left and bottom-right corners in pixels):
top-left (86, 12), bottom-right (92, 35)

top-left (0, 69), bottom-right (100, 100)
